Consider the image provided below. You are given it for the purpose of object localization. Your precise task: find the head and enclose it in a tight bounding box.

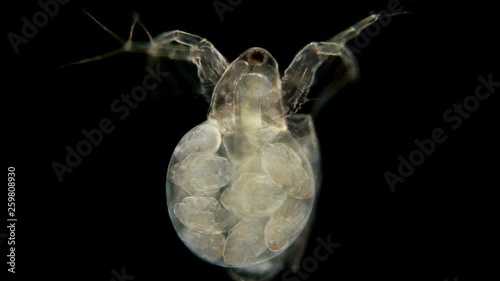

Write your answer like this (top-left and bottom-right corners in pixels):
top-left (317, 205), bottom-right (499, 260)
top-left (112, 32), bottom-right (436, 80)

top-left (209, 47), bottom-right (285, 131)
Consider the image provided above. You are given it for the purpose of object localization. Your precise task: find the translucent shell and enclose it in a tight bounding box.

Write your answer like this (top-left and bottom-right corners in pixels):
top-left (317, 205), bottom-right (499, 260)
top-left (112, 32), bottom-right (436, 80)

top-left (166, 119), bottom-right (318, 267)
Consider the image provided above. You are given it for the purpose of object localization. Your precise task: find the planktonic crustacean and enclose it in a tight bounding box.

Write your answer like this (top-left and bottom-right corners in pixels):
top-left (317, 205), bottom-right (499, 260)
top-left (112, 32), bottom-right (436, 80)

top-left (74, 12), bottom-right (395, 281)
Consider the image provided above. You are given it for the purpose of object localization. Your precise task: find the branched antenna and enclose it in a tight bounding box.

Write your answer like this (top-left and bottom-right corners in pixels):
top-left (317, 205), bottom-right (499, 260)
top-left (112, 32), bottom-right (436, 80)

top-left (61, 10), bottom-right (155, 68)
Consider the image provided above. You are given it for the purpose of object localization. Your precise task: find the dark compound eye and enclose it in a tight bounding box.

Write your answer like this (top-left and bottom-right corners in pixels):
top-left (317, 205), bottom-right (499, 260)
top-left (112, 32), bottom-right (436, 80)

top-left (247, 49), bottom-right (267, 66)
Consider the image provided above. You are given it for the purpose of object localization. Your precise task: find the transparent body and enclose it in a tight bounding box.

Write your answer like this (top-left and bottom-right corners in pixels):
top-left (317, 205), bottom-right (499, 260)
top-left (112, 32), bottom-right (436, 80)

top-left (77, 12), bottom-right (390, 281)
top-left (165, 48), bottom-right (321, 277)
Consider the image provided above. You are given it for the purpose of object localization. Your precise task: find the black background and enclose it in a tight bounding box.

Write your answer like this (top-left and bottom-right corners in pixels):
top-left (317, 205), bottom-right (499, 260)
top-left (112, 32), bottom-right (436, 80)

top-left (4, 0), bottom-right (498, 280)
